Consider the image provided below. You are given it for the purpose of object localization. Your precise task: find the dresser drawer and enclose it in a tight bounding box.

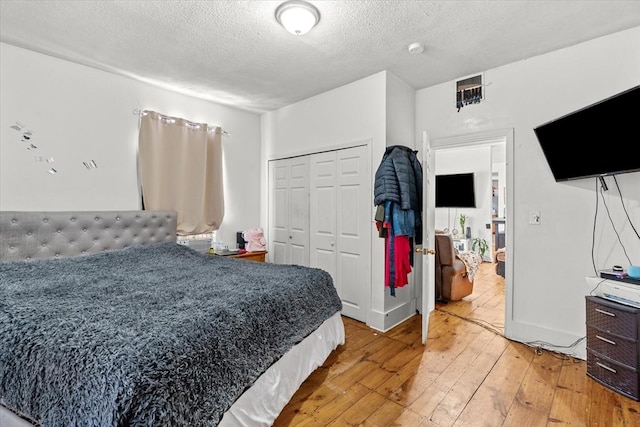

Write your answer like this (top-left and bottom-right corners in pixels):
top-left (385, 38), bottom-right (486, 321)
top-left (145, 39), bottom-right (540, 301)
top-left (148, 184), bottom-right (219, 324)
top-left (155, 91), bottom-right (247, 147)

top-left (586, 325), bottom-right (639, 369)
top-left (587, 349), bottom-right (640, 401)
top-left (586, 296), bottom-right (640, 340)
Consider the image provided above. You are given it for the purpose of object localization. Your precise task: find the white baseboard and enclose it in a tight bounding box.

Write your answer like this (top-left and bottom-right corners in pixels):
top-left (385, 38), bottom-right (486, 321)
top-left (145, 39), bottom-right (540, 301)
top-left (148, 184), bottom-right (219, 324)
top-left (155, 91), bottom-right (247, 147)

top-left (507, 319), bottom-right (586, 360)
top-left (368, 301), bottom-right (416, 332)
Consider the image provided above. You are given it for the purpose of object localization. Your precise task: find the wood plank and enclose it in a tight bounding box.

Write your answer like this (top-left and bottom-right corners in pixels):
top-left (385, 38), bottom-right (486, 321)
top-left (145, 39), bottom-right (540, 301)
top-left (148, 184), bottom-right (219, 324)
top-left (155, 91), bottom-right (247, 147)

top-left (619, 392), bottom-right (640, 426)
top-left (502, 349), bottom-right (563, 426)
top-left (548, 358), bottom-right (592, 425)
top-left (325, 389), bottom-right (387, 426)
top-left (587, 379), bottom-right (626, 426)
top-left (290, 383), bottom-right (371, 427)
top-left (362, 398), bottom-right (423, 426)
top-left (452, 341), bottom-right (534, 426)
top-left (427, 332), bottom-right (508, 425)
top-left (376, 311), bottom-right (481, 407)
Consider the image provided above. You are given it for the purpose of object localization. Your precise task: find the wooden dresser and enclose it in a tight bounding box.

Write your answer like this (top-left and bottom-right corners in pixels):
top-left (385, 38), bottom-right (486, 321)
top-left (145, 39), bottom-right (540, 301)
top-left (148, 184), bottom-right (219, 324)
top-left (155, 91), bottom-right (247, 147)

top-left (585, 295), bottom-right (640, 401)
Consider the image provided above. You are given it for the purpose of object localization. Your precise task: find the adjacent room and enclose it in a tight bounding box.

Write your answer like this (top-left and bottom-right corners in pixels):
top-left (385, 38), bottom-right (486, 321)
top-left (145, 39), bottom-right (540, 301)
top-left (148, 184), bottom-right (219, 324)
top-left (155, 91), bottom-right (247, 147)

top-left (1, 1), bottom-right (639, 426)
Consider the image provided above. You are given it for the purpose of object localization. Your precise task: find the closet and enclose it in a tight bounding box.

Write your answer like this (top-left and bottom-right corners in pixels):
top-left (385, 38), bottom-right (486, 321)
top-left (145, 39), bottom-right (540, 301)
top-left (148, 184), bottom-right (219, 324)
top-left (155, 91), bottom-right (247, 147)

top-left (268, 145), bottom-right (370, 322)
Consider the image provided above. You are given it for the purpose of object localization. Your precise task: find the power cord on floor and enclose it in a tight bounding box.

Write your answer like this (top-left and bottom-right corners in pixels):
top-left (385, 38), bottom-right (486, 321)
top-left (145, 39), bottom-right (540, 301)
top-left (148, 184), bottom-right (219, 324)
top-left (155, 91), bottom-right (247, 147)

top-left (435, 307), bottom-right (504, 337)
top-left (435, 307), bottom-right (585, 362)
top-left (524, 336), bottom-right (586, 361)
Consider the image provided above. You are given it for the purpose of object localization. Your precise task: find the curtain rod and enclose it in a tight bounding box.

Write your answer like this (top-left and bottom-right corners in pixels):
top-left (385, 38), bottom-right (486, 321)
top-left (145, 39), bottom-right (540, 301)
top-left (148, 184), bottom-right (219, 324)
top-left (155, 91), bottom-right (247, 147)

top-left (133, 109), bottom-right (230, 136)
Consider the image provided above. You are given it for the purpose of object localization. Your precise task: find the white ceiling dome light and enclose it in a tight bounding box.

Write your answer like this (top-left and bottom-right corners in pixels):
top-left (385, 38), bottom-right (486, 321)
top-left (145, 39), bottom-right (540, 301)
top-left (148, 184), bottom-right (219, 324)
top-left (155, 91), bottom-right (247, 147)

top-left (275, 0), bottom-right (320, 35)
top-left (408, 42), bottom-right (425, 55)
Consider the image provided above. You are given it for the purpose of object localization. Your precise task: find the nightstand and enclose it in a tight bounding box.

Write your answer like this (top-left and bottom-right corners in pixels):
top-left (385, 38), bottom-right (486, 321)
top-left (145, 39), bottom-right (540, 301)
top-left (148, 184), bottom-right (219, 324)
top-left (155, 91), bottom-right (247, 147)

top-left (585, 295), bottom-right (640, 401)
top-left (224, 250), bottom-right (267, 262)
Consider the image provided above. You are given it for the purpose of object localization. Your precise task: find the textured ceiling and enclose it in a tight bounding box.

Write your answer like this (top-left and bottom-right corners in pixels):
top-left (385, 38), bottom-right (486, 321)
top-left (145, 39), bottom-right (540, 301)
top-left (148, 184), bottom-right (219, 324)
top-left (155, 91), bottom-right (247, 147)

top-left (1, 1), bottom-right (639, 113)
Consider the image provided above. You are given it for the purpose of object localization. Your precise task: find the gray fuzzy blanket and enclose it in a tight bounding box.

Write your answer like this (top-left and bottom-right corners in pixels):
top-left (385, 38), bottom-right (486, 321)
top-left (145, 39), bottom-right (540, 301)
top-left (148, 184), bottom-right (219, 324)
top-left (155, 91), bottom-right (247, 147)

top-left (0, 242), bottom-right (342, 426)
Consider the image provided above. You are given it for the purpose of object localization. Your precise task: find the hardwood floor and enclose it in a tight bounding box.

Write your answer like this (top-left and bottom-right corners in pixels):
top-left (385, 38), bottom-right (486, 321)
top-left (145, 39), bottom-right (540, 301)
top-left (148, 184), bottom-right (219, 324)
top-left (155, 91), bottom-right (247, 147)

top-left (274, 262), bottom-right (640, 426)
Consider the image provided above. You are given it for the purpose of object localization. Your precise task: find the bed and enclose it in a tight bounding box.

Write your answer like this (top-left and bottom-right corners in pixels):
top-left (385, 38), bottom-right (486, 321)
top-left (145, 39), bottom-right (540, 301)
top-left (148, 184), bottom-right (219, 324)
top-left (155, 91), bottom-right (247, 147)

top-left (0, 210), bottom-right (345, 427)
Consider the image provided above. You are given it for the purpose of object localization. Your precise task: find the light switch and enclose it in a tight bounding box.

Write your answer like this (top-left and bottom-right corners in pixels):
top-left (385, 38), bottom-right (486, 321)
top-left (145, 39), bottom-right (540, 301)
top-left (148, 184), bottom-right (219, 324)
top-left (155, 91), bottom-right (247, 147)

top-left (528, 210), bottom-right (541, 225)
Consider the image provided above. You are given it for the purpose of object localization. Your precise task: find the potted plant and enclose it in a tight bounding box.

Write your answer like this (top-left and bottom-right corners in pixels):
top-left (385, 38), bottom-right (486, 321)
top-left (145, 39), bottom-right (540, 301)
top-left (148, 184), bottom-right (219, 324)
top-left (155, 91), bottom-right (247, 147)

top-left (471, 237), bottom-right (489, 257)
top-left (458, 214), bottom-right (467, 235)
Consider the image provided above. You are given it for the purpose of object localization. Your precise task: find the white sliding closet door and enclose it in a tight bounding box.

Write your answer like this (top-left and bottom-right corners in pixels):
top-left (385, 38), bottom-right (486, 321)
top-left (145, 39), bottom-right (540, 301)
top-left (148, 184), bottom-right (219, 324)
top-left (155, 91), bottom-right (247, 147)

top-left (310, 146), bottom-right (370, 322)
top-left (269, 157), bottom-right (310, 266)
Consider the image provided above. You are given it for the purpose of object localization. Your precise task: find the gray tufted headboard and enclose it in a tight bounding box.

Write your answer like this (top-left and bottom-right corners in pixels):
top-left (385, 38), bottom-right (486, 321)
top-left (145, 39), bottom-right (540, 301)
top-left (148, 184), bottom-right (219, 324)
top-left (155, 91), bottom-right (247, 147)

top-left (0, 210), bottom-right (177, 262)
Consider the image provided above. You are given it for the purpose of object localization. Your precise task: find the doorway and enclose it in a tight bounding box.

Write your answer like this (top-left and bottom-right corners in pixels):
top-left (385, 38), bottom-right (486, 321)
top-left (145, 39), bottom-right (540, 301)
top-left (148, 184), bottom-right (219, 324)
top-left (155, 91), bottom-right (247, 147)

top-left (429, 129), bottom-right (514, 338)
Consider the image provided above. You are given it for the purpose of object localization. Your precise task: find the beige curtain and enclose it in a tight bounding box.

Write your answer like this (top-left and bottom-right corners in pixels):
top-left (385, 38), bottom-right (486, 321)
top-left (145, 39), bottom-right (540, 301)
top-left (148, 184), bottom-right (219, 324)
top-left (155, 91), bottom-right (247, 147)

top-left (138, 111), bottom-right (224, 235)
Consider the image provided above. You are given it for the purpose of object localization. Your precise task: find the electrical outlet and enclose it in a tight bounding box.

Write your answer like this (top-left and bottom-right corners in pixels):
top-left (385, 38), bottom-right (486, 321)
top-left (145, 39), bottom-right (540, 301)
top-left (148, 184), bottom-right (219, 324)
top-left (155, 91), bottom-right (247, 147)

top-left (528, 210), bottom-right (541, 225)
top-left (177, 239), bottom-right (190, 246)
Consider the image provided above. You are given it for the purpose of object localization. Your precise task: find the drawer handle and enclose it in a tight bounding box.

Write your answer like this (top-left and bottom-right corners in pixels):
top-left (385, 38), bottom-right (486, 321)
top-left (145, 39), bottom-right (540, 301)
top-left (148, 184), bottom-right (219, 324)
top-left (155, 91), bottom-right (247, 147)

top-left (595, 308), bottom-right (616, 317)
top-left (596, 335), bottom-right (616, 345)
top-left (596, 362), bottom-right (617, 374)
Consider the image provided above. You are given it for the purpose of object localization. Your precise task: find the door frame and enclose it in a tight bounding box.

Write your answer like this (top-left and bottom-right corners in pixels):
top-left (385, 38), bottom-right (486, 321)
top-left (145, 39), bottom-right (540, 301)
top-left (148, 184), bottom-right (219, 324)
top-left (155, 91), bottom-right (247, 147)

top-left (429, 128), bottom-right (514, 338)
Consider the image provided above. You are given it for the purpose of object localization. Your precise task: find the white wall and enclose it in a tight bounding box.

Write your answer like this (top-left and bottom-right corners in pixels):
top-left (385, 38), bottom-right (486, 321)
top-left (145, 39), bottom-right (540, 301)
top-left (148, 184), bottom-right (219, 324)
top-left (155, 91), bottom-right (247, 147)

top-left (383, 72), bottom-right (419, 327)
top-left (416, 27), bottom-right (640, 359)
top-left (0, 43), bottom-right (262, 244)
top-left (386, 72), bottom-right (415, 148)
top-left (434, 146), bottom-right (493, 261)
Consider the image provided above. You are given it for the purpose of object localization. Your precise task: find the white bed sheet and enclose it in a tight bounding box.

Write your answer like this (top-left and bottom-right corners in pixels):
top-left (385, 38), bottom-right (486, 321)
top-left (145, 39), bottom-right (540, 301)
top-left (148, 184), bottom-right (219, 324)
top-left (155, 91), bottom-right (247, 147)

top-left (0, 312), bottom-right (345, 427)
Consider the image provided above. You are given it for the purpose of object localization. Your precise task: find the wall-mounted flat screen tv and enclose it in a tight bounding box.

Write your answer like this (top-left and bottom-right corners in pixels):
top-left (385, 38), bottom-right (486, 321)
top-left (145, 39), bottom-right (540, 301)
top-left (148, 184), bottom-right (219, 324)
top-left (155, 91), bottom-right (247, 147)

top-left (435, 173), bottom-right (476, 208)
top-left (534, 85), bottom-right (640, 182)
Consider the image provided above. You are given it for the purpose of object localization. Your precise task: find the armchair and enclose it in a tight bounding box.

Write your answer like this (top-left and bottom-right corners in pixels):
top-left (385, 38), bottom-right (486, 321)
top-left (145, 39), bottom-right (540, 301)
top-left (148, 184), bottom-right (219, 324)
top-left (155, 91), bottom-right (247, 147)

top-left (434, 233), bottom-right (474, 302)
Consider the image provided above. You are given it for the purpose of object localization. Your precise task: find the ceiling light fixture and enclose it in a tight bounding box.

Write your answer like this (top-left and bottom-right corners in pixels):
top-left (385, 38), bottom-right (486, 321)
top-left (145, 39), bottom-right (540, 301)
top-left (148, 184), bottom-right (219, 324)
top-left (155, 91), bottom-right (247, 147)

top-left (275, 0), bottom-right (320, 35)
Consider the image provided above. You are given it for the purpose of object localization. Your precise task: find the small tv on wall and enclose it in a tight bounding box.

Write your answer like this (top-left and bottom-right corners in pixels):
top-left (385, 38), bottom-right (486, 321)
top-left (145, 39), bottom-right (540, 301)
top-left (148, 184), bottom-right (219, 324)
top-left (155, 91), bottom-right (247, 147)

top-left (435, 173), bottom-right (476, 208)
top-left (533, 85), bottom-right (640, 182)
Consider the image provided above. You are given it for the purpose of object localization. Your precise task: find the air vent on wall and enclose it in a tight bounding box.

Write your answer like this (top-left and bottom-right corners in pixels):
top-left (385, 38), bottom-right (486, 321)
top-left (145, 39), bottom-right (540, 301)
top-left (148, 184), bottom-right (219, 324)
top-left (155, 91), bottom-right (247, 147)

top-left (456, 74), bottom-right (483, 112)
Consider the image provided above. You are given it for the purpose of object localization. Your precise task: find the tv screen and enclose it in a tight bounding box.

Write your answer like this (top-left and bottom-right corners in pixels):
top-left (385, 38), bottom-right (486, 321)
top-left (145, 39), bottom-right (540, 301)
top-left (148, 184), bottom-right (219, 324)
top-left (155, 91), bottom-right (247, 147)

top-left (435, 173), bottom-right (476, 208)
top-left (534, 85), bottom-right (640, 182)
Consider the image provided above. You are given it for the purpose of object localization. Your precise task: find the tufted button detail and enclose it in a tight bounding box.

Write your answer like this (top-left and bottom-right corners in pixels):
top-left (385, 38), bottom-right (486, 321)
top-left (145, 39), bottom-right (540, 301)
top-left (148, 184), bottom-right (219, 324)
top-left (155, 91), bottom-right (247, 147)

top-left (95, 217), bottom-right (100, 221)
top-left (11, 218), bottom-right (16, 223)
top-left (83, 228), bottom-right (87, 232)
top-left (9, 245), bottom-right (14, 250)
top-left (82, 251), bottom-right (86, 254)
top-left (27, 231), bottom-right (32, 236)
top-left (43, 219), bottom-right (48, 223)
top-left (57, 229), bottom-right (61, 233)
top-left (116, 217), bottom-right (120, 221)
top-left (71, 217), bottom-right (76, 222)
top-left (41, 243), bottom-right (46, 247)
top-left (26, 257), bottom-right (31, 260)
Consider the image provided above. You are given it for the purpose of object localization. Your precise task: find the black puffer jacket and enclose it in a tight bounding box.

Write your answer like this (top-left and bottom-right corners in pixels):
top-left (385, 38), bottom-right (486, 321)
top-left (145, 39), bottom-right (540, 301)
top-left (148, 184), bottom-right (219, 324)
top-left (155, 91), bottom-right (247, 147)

top-left (374, 145), bottom-right (423, 211)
